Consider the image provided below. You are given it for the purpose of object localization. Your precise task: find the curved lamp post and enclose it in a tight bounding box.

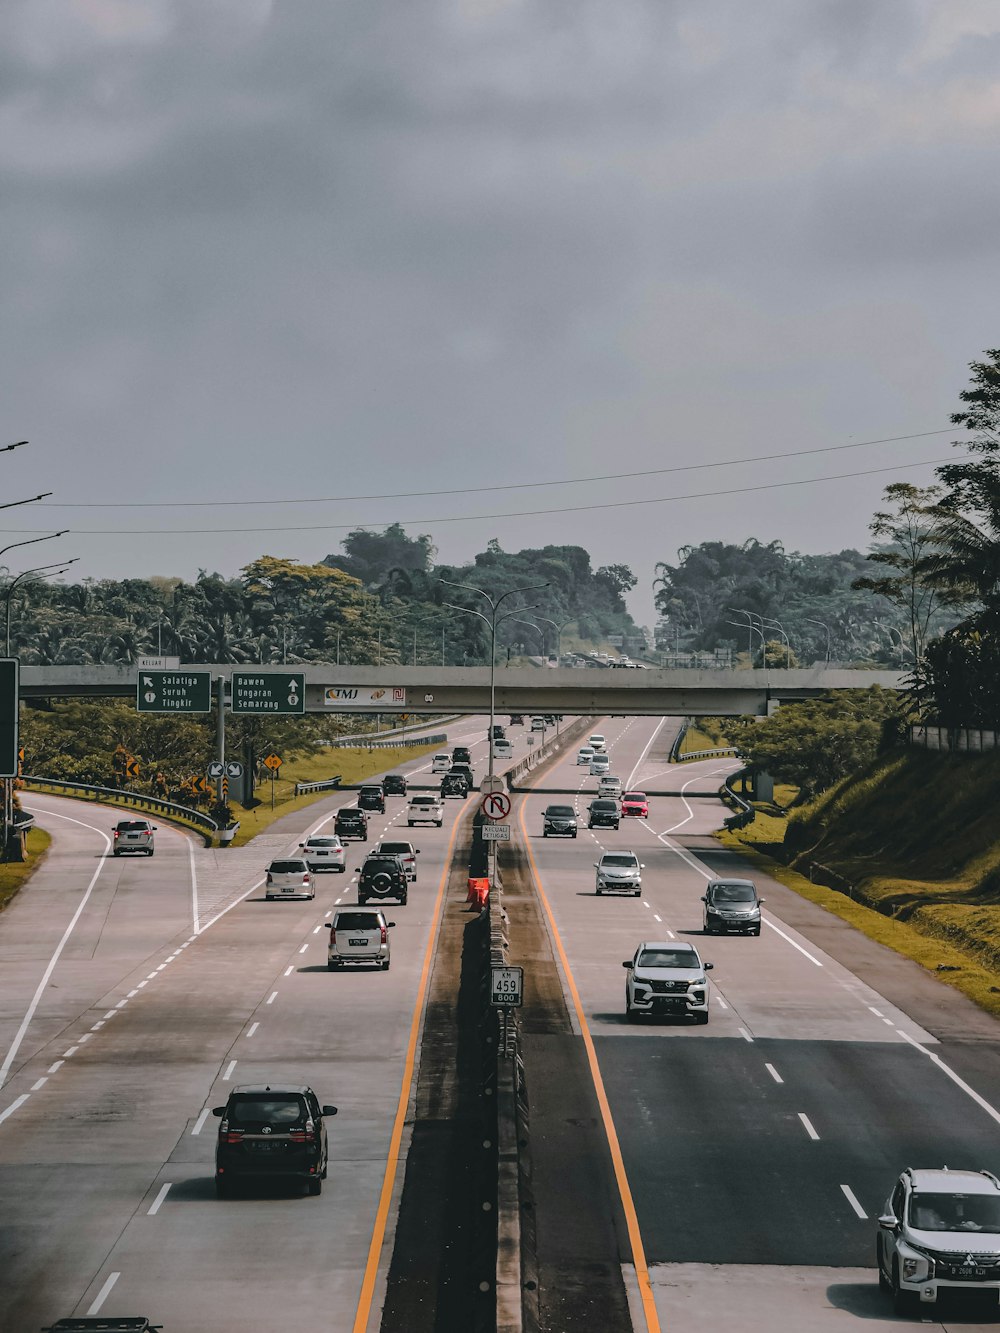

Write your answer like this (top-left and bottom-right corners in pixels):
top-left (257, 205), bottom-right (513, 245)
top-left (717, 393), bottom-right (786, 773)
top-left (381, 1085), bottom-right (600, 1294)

top-left (5, 559), bottom-right (78, 655)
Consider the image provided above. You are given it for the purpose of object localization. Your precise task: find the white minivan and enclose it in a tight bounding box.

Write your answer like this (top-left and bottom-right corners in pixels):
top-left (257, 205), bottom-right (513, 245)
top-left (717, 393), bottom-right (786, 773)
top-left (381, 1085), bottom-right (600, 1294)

top-left (590, 753), bottom-right (611, 776)
top-left (492, 738), bottom-right (514, 759)
top-left (431, 752), bottom-right (452, 774)
top-left (588, 734), bottom-right (607, 752)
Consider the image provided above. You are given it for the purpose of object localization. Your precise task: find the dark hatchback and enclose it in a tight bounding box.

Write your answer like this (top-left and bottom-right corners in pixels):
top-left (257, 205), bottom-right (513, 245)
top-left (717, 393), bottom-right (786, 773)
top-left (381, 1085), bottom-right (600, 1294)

top-left (587, 798), bottom-right (620, 830)
top-left (213, 1085), bottom-right (337, 1197)
top-left (335, 807), bottom-right (369, 841)
top-left (452, 746), bottom-right (472, 765)
top-left (543, 804), bottom-right (578, 838)
top-left (383, 774), bottom-right (408, 796)
top-left (358, 784), bottom-right (386, 813)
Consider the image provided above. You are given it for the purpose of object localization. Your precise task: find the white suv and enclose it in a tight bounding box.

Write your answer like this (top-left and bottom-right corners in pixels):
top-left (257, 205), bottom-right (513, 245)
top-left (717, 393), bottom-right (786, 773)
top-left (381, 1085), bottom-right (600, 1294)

top-left (623, 941), bottom-right (713, 1024)
top-left (878, 1167), bottom-right (1000, 1314)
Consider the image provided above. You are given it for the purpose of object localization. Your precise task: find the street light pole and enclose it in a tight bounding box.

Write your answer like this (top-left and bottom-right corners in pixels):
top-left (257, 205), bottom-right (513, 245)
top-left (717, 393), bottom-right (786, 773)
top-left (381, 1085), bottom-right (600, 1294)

top-left (4, 559), bottom-right (78, 656)
top-left (439, 579), bottom-right (549, 789)
top-left (760, 616), bottom-right (791, 669)
top-left (806, 618), bottom-right (832, 667)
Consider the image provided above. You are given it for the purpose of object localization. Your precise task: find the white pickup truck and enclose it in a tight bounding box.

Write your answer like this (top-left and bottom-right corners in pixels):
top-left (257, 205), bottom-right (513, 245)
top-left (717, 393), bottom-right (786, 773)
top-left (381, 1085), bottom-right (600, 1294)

top-left (407, 793), bottom-right (444, 827)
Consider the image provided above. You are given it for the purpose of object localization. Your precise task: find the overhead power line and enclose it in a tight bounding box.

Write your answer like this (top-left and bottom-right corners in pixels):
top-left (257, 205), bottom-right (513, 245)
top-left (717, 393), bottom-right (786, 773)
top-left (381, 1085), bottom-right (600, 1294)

top-left (0, 454), bottom-right (967, 537)
top-left (33, 426), bottom-right (958, 509)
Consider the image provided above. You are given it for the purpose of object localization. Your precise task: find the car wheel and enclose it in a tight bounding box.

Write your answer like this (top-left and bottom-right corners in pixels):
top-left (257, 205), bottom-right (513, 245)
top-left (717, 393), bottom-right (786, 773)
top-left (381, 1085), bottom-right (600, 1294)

top-left (626, 1007), bottom-right (640, 1024)
top-left (542, 831), bottom-right (548, 838)
top-left (596, 888), bottom-right (602, 896)
top-left (408, 822), bottom-right (414, 827)
top-left (308, 1177), bottom-right (322, 1196)
top-left (112, 850), bottom-right (121, 857)
top-left (876, 1241), bottom-right (890, 1291)
top-left (437, 821), bottom-right (443, 827)
top-left (215, 1176), bottom-right (228, 1199)
top-left (265, 894), bottom-right (273, 901)
top-left (695, 1012), bottom-right (709, 1025)
top-left (891, 1261), bottom-right (914, 1315)
top-left (383, 958), bottom-right (391, 971)
top-left (147, 848), bottom-right (154, 856)
top-left (752, 927), bottom-right (761, 936)
top-left (328, 960), bottom-right (340, 971)
top-left (401, 894), bottom-right (408, 906)
top-left (571, 832), bottom-right (577, 839)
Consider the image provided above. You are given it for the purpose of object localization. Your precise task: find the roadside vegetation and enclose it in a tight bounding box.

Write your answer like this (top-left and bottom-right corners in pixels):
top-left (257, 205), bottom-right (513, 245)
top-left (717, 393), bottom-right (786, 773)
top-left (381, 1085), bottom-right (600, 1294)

top-left (0, 828), bottom-right (52, 914)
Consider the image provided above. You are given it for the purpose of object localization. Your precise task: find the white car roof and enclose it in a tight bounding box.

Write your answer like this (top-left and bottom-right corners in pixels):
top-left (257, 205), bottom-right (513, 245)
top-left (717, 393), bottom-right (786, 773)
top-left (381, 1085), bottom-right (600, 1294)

top-left (908, 1168), bottom-right (1000, 1195)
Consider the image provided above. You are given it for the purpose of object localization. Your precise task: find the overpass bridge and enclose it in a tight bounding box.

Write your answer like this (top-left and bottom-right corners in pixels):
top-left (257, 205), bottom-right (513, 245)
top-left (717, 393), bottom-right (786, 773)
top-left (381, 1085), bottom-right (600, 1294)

top-left (18, 664), bottom-right (905, 717)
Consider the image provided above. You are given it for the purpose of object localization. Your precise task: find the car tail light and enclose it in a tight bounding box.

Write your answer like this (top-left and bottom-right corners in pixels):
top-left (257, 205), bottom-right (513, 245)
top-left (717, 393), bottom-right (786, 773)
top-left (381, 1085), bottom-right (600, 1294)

top-left (380, 925), bottom-right (387, 944)
top-left (225, 1130), bottom-right (244, 1144)
top-left (113, 830), bottom-right (120, 839)
top-left (266, 873), bottom-right (272, 884)
top-left (290, 1120), bottom-right (315, 1143)
top-left (304, 872), bottom-right (311, 884)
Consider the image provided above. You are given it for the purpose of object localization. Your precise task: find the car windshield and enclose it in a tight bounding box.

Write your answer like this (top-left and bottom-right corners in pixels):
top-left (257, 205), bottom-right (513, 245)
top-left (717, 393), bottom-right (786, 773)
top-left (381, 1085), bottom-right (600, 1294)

top-left (624, 793), bottom-right (646, 802)
top-left (269, 860), bottom-right (306, 874)
top-left (637, 949), bottom-right (699, 969)
top-left (336, 912), bottom-right (382, 929)
top-left (592, 801), bottom-right (618, 810)
top-left (710, 884), bottom-right (757, 902)
top-left (546, 806), bottom-right (575, 817)
top-left (909, 1192), bottom-right (1000, 1232)
top-left (228, 1095), bottom-right (306, 1126)
top-left (603, 855), bottom-right (638, 867)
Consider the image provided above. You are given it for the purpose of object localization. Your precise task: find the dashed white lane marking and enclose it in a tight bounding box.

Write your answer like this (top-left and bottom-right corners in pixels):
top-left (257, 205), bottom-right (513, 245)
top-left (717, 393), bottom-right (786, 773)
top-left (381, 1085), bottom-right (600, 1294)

top-left (127, 989), bottom-right (139, 998)
top-left (642, 900), bottom-right (651, 909)
top-left (63, 1046), bottom-right (79, 1057)
top-left (284, 966), bottom-right (294, 976)
top-left (799, 1113), bottom-right (820, 1140)
top-left (715, 995), bottom-right (728, 1010)
top-left (87, 1272), bottom-right (120, 1315)
top-left (665, 930), bottom-right (675, 939)
top-left (247, 1022), bottom-right (259, 1038)
top-left (868, 1006), bottom-right (884, 1017)
top-left (148, 1183), bottom-right (170, 1215)
top-left (48, 1061), bottom-right (63, 1074)
top-left (223, 1060), bottom-right (237, 1081)
top-left (841, 1184), bottom-right (867, 1219)
top-left (299, 944), bottom-right (309, 954)
top-left (31, 1077), bottom-right (47, 1091)
top-left (882, 1016), bottom-right (895, 1026)
top-left (78, 1033), bottom-right (91, 1043)
top-left (765, 1063), bottom-right (783, 1084)
top-left (146, 972), bottom-right (159, 981)
top-left (312, 925), bottom-right (322, 934)
top-left (116, 998), bottom-right (128, 1008)
top-left (266, 991), bottom-right (278, 1005)
top-left (653, 914), bottom-right (662, 922)
top-left (91, 1021), bottom-right (104, 1031)
top-left (0, 1095), bottom-right (30, 1124)
top-left (737, 1027), bottom-right (753, 1044)
top-left (192, 1108), bottom-right (211, 1136)
top-left (137, 980), bottom-right (148, 988)
top-left (103, 1010), bottom-right (116, 1020)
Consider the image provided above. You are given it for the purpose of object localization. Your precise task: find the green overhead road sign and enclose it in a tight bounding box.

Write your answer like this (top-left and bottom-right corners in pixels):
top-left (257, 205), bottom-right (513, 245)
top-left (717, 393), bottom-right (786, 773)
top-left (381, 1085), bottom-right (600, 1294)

top-left (137, 669), bottom-right (213, 713)
top-left (0, 659), bottom-right (19, 778)
top-left (230, 671), bottom-right (305, 715)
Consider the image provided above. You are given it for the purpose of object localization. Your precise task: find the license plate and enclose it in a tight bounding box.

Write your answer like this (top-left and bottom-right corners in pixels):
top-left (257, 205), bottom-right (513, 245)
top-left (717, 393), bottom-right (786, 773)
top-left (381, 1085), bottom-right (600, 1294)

top-left (349, 938), bottom-right (369, 946)
top-left (955, 1266), bottom-right (987, 1278)
top-left (250, 1141), bottom-right (279, 1153)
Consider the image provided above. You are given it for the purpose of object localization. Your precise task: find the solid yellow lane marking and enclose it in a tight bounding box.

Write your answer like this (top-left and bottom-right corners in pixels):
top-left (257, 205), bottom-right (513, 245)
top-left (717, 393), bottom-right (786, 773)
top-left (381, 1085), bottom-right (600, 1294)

top-left (518, 735), bottom-right (663, 1333)
top-left (352, 810), bottom-right (465, 1333)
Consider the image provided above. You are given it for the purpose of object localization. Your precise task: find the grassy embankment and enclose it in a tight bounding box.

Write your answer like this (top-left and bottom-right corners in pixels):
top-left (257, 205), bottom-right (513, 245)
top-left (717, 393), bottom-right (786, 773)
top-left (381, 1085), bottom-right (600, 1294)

top-left (719, 750), bottom-right (1000, 1017)
top-left (0, 827), bottom-right (52, 913)
top-left (677, 717), bottom-right (732, 756)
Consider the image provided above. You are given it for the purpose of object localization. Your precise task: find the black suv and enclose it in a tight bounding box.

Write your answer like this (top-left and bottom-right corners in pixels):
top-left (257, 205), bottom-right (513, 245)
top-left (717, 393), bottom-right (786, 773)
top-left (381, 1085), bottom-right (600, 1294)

top-left (358, 784), bottom-right (386, 813)
top-left (212, 1084), bottom-right (337, 1197)
top-left (543, 804), bottom-right (578, 838)
top-left (441, 772), bottom-right (469, 799)
top-left (452, 746), bottom-right (472, 765)
top-left (490, 724), bottom-right (506, 740)
top-left (449, 762), bottom-right (475, 790)
top-left (383, 774), bottom-right (408, 796)
top-left (357, 853), bottom-right (409, 905)
top-left (335, 807), bottom-right (368, 841)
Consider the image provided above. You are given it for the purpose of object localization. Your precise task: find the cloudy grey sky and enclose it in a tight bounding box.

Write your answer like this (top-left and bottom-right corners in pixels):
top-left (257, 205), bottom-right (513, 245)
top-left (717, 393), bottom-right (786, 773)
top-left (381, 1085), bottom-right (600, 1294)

top-left (2, 0), bottom-right (999, 624)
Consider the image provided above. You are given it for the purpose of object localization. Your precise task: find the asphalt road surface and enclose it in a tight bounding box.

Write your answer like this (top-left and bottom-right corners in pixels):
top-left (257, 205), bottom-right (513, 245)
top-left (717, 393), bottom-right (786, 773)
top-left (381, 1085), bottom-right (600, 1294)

top-left (0, 715), bottom-right (511, 1333)
top-left (518, 717), bottom-right (1000, 1332)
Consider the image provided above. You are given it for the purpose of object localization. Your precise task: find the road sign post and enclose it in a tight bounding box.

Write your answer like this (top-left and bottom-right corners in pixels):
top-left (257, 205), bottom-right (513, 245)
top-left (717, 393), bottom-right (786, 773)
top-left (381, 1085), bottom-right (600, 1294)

top-left (263, 753), bottom-right (282, 809)
top-left (480, 791), bottom-right (511, 821)
top-left (136, 670), bottom-right (212, 713)
top-left (230, 672), bottom-right (305, 715)
top-left (481, 824), bottom-right (510, 841)
top-left (0, 659), bottom-right (18, 780)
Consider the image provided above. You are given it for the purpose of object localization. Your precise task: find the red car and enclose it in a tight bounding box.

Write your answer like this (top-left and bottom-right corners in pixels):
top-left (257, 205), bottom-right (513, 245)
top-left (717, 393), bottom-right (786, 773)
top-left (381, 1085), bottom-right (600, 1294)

top-left (621, 791), bottom-right (649, 818)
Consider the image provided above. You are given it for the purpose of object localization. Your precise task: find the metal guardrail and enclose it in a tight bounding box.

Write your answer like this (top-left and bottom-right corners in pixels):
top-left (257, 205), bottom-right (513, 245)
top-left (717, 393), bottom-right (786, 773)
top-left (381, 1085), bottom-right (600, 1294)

top-left (720, 769), bottom-right (755, 829)
top-left (293, 775), bottom-right (342, 797)
top-left (322, 721), bottom-right (458, 748)
top-left (22, 776), bottom-right (219, 834)
top-left (677, 746), bottom-right (740, 762)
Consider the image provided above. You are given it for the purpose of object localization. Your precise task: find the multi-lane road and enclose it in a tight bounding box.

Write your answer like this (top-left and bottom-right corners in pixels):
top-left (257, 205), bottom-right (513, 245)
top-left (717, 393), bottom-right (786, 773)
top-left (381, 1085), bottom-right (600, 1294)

top-left (5, 713), bottom-right (1000, 1331)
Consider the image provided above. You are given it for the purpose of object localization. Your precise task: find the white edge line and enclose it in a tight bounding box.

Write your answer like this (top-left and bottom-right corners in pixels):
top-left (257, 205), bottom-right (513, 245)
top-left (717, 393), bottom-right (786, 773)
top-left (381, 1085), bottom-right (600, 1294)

top-left (0, 807), bottom-right (112, 1089)
top-left (189, 835), bottom-right (200, 935)
top-left (0, 1094), bottom-right (30, 1125)
top-left (841, 1184), bottom-right (868, 1219)
top-left (898, 1030), bottom-right (1000, 1127)
top-left (87, 1271), bottom-right (120, 1316)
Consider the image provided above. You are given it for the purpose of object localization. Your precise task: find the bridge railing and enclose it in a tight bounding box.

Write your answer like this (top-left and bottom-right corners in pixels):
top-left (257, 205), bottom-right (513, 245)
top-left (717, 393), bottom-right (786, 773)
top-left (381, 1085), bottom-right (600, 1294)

top-left (720, 769), bottom-right (755, 829)
top-left (293, 776), bottom-right (342, 796)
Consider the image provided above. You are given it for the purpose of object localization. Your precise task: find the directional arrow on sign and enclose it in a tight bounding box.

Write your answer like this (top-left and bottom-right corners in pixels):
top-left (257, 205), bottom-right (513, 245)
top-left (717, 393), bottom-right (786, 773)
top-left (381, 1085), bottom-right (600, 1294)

top-left (208, 760), bottom-right (225, 779)
top-left (225, 760), bottom-right (244, 778)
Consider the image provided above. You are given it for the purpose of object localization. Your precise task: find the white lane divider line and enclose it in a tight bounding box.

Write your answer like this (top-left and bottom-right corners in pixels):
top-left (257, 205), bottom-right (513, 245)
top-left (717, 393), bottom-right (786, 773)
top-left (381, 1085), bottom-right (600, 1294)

top-left (78, 1034), bottom-right (92, 1043)
top-left (266, 991), bottom-right (278, 1005)
top-left (898, 1029), bottom-right (1000, 1127)
top-left (798, 1113), bottom-right (820, 1140)
top-left (653, 914), bottom-right (662, 922)
top-left (284, 965), bottom-right (293, 976)
top-left (247, 1022), bottom-right (259, 1038)
top-left (312, 925), bottom-right (322, 934)
top-left (116, 999), bottom-right (128, 1008)
top-left (31, 1077), bottom-right (47, 1091)
top-left (325, 909), bottom-right (333, 917)
top-left (643, 901), bottom-right (651, 910)
top-left (666, 930), bottom-right (675, 939)
top-left (715, 995), bottom-right (728, 1010)
top-left (137, 980), bottom-right (148, 989)
top-left (868, 1006), bottom-right (884, 1017)
top-left (155, 964), bottom-right (168, 972)
top-left (63, 1046), bottom-right (79, 1057)
top-left (87, 1272), bottom-right (120, 1315)
top-left (148, 1183), bottom-right (171, 1215)
top-left (223, 1060), bottom-right (237, 1081)
top-left (882, 1017), bottom-right (895, 1026)
top-left (146, 972), bottom-right (159, 981)
top-left (299, 944), bottom-right (309, 954)
top-left (841, 1184), bottom-right (867, 1219)
top-left (191, 1108), bottom-right (210, 1136)
top-left (48, 1061), bottom-right (64, 1074)
top-left (103, 1010), bottom-right (117, 1020)
top-left (0, 1094), bottom-right (30, 1124)
top-left (91, 1021), bottom-right (105, 1031)
top-left (737, 1027), bottom-right (754, 1043)
top-left (765, 1063), bottom-right (783, 1084)
top-left (127, 989), bottom-right (139, 998)
top-left (763, 918), bottom-right (824, 968)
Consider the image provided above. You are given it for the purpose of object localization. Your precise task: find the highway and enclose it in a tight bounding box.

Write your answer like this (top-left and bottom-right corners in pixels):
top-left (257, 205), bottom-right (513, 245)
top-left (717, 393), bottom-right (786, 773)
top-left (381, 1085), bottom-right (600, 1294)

top-left (7, 711), bottom-right (1000, 1331)
top-left (0, 715), bottom-right (507, 1332)
top-left (516, 717), bottom-right (1000, 1331)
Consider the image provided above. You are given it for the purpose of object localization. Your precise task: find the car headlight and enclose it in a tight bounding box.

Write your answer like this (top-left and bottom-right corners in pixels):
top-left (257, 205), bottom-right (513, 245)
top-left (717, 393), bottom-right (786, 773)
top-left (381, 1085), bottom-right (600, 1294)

top-left (900, 1244), bottom-right (933, 1280)
top-left (692, 977), bottom-right (706, 987)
